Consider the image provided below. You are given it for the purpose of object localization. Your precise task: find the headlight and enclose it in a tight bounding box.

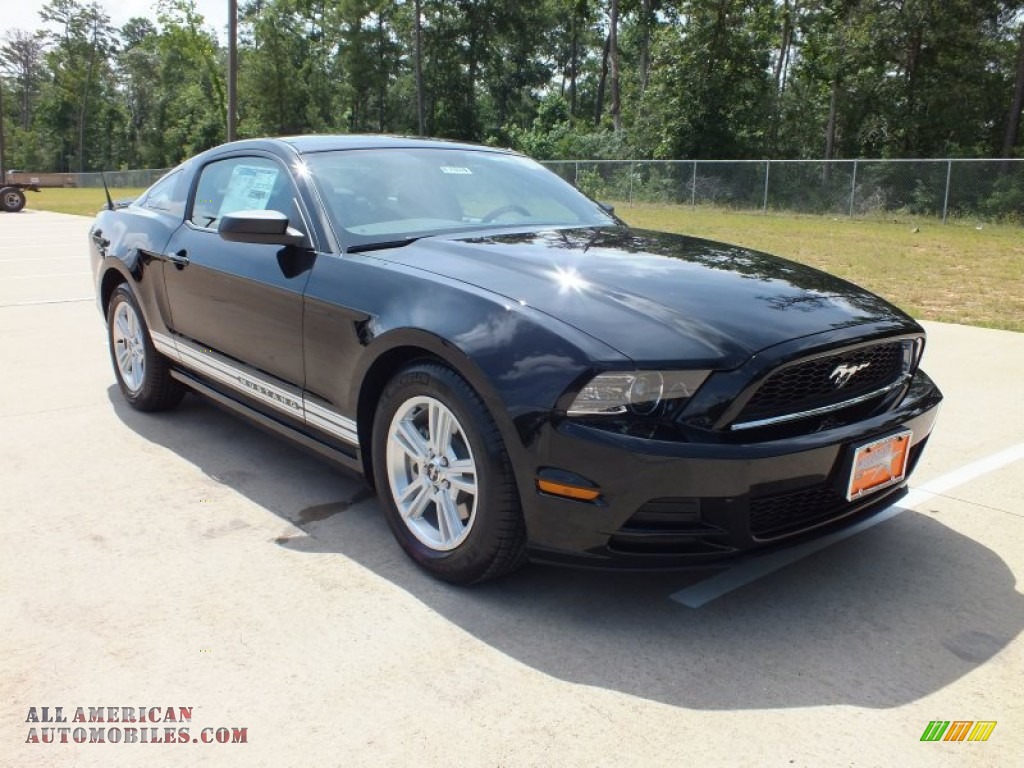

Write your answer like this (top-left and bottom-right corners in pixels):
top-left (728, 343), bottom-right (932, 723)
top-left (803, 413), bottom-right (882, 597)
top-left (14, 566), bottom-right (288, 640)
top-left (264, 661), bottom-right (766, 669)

top-left (567, 370), bottom-right (711, 416)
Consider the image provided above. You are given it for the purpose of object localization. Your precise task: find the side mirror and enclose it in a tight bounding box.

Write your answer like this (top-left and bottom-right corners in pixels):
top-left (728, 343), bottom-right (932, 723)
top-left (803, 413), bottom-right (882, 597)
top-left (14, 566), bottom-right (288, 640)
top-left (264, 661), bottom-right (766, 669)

top-left (218, 209), bottom-right (306, 247)
top-left (598, 201), bottom-right (615, 214)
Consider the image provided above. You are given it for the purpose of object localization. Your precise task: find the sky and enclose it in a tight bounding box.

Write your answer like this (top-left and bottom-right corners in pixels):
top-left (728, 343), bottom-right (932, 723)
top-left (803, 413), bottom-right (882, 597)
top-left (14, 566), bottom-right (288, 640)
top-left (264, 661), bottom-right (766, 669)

top-left (1, 0), bottom-right (229, 40)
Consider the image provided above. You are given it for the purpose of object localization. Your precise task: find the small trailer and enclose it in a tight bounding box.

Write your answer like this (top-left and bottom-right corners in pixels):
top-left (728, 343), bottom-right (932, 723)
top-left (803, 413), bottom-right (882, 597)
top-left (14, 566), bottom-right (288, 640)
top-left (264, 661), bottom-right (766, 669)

top-left (0, 181), bottom-right (39, 212)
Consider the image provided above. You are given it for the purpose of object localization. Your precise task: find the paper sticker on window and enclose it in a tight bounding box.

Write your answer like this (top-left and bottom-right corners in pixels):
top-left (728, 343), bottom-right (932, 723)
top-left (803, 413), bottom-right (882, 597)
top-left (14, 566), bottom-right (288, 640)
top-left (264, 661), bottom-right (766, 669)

top-left (219, 165), bottom-right (280, 216)
top-left (440, 166), bottom-right (473, 175)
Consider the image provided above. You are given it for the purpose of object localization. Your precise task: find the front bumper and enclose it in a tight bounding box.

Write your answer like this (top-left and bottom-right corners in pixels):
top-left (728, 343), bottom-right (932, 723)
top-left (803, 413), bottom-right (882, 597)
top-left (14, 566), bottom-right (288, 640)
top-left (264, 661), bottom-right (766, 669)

top-left (520, 369), bottom-right (942, 568)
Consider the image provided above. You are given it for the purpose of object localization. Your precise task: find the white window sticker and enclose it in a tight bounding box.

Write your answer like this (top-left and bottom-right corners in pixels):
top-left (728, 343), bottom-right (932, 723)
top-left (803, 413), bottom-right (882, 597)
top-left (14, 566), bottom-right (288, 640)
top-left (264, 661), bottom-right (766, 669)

top-left (218, 165), bottom-right (280, 216)
top-left (440, 166), bottom-right (473, 175)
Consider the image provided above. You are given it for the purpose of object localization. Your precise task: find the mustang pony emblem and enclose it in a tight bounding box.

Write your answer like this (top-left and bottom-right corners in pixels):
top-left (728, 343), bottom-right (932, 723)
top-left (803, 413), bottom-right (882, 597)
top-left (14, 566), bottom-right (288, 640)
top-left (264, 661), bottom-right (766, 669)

top-left (830, 362), bottom-right (871, 388)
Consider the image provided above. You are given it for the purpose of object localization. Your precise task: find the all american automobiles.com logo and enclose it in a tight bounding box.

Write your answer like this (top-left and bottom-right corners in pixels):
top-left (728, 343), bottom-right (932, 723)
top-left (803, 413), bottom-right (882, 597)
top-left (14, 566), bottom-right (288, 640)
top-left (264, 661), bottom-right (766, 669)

top-left (24, 706), bottom-right (247, 745)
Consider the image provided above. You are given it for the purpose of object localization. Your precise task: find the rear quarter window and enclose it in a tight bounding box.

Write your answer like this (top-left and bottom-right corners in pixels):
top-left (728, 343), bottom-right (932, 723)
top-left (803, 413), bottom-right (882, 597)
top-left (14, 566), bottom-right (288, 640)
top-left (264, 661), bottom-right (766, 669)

top-left (138, 169), bottom-right (186, 219)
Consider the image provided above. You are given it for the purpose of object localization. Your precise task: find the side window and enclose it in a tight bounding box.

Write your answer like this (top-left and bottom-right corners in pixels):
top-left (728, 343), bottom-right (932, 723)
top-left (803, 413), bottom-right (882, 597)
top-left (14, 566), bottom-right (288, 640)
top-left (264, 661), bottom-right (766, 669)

top-left (140, 170), bottom-right (186, 218)
top-left (189, 156), bottom-right (298, 230)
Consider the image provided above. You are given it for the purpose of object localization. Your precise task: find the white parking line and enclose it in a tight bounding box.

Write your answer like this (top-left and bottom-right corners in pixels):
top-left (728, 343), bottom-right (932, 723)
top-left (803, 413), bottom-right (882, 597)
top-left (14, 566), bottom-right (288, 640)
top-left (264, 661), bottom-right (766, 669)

top-left (0, 246), bottom-right (87, 252)
top-left (0, 272), bottom-right (91, 279)
top-left (0, 297), bottom-right (94, 308)
top-left (0, 236), bottom-right (89, 242)
top-left (0, 256), bottom-right (85, 261)
top-left (670, 443), bottom-right (1024, 608)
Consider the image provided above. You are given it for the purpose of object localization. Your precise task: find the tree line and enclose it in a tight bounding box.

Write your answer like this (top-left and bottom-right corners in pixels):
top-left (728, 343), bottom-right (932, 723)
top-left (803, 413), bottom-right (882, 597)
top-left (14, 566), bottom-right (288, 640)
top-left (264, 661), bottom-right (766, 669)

top-left (2, 0), bottom-right (1023, 174)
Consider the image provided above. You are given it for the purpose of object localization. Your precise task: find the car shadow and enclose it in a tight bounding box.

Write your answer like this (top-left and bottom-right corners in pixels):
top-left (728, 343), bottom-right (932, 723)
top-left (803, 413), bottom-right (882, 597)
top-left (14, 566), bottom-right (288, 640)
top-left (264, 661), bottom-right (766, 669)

top-left (108, 386), bottom-right (1024, 712)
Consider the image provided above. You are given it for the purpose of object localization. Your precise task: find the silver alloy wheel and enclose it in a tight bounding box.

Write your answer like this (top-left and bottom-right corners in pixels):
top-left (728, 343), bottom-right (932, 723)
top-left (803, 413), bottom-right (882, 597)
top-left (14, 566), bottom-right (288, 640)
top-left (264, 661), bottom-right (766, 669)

top-left (385, 395), bottom-right (479, 551)
top-left (3, 189), bottom-right (23, 210)
top-left (111, 301), bottom-right (146, 393)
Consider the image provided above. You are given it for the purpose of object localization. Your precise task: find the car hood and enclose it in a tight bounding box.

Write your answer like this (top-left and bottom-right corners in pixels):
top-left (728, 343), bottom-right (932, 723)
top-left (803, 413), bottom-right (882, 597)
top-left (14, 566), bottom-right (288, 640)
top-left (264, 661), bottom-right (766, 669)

top-left (376, 227), bottom-right (917, 367)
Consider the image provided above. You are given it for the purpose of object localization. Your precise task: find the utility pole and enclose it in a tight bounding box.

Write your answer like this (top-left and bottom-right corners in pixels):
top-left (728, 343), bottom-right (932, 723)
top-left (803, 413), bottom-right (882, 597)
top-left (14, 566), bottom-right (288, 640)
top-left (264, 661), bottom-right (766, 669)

top-left (228, 0), bottom-right (238, 141)
top-left (414, 0), bottom-right (425, 136)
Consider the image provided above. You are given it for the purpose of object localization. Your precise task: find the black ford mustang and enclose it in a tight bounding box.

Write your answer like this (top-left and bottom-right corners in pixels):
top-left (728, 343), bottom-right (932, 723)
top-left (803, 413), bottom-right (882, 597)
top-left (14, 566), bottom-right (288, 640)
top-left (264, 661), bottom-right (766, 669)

top-left (89, 136), bottom-right (942, 584)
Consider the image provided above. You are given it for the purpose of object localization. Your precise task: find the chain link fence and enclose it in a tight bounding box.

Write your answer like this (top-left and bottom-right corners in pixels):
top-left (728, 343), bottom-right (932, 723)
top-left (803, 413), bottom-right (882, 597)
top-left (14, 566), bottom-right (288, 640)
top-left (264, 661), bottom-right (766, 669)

top-left (5, 168), bottom-right (171, 189)
top-left (74, 168), bottom-right (172, 189)
top-left (17, 161), bottom-right (1022, 222)
top-left (542, 159), bottom-right (1024, 223)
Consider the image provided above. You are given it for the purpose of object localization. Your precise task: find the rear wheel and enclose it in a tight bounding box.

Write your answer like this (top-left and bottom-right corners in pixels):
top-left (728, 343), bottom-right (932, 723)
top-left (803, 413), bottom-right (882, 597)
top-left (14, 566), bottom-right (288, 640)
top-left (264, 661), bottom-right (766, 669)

top-left (1, 187), bottom-right (26, 213)
top-left (107, 284), bottom-right (185, 411)
top-left (372, 362), bottom-right (527, 584)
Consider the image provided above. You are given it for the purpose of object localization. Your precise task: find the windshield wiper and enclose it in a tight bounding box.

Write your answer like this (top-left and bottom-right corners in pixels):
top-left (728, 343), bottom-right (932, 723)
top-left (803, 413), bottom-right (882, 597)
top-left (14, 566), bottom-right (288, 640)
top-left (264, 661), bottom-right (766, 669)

top-left (346, 237), bottom-right (420, 254)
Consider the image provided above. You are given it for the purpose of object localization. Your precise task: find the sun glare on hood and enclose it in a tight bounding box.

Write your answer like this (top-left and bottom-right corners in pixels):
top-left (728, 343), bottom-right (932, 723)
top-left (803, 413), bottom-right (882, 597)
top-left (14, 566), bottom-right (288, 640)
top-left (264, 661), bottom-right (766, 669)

top-left (551, 266), bottom-right (589, 294)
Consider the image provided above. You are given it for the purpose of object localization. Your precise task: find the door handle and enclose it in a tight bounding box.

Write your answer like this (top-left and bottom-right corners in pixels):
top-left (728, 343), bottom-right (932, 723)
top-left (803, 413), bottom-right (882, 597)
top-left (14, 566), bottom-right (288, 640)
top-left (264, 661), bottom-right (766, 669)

top-left (166, 249), bottom-right (189, 268)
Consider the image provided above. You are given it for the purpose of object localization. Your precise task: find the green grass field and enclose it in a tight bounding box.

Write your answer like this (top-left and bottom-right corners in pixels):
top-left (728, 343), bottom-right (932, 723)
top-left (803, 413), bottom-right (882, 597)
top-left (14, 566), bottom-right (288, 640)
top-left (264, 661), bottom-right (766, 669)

top-left (25, 189), bottom-right (1023, 332)
top-left (26, 187), bottom-right (148, 217)
top-left (616, 204), bottom-right (1023, 333)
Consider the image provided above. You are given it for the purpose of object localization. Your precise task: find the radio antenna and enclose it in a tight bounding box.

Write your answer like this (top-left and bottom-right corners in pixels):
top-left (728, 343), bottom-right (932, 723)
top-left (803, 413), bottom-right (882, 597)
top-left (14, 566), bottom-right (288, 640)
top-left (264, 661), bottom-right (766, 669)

top-left (100, 171), bottom-right (114, 211)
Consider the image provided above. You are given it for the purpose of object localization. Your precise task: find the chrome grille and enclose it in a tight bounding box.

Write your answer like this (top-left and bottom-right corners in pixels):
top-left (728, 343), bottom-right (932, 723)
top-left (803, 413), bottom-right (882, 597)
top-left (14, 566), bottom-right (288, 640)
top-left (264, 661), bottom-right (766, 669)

top-left (734, 341), bottom-right (907, 429)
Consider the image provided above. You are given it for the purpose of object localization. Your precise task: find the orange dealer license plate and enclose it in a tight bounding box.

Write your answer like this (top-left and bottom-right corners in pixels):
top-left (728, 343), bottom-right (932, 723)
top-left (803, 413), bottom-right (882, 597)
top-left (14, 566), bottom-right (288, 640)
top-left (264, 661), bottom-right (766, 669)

top-left (846, 431), bottom-right (913, 502)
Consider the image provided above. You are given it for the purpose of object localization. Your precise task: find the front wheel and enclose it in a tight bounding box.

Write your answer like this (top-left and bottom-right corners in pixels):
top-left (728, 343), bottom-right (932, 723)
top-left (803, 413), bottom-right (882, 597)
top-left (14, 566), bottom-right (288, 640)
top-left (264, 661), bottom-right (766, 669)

top-left (372, 362), bottom-right (527, 584)
top-left (107, 284), bottom-right (185, 411)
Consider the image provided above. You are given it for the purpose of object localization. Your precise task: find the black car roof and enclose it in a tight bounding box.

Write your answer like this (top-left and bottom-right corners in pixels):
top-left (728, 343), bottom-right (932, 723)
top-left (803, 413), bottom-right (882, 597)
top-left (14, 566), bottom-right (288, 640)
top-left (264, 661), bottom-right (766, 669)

top-left (187, 135), bottom-right (518, 166)
top-left (277, 134), bottom-right (514, 155)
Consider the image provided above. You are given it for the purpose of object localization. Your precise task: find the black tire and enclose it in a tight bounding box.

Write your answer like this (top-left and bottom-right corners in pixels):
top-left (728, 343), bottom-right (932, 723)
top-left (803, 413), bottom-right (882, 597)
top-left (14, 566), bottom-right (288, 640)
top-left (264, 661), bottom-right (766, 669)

top-left (371, 362), bottom-right (527, 584)
top-left (106, 284), bottom-right (186, 411)
top-left (1, 187), bottom-right (26, 213)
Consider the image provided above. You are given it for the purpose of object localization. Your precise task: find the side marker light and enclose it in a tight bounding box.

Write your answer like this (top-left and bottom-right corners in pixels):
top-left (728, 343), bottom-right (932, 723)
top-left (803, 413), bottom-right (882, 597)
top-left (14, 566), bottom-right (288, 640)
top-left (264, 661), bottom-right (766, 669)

top-left (536, 479), bottom-right (601, 502)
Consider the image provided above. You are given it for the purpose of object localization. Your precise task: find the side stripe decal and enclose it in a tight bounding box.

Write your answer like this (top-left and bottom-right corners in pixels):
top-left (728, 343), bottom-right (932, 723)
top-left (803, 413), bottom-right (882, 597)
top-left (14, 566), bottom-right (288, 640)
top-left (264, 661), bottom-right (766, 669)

top-left (149, 329), bottom-right (359, 445)
top-left (150, 330), bottom-right (177, 360)
top-left (306, 400), bottom-right (360, 444)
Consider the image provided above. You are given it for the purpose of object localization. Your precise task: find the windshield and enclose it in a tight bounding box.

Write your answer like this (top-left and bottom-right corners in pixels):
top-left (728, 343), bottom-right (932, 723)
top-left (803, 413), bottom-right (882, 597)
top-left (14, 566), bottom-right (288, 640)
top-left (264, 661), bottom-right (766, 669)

top-left (302, 148), bottom-right (616, 247)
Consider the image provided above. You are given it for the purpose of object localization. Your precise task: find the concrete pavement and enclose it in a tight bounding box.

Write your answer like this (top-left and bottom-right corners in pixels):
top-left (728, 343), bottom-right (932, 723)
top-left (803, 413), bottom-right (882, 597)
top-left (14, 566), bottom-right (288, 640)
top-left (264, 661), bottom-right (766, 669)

top-left (1, 211), bottom-right (1021, 767)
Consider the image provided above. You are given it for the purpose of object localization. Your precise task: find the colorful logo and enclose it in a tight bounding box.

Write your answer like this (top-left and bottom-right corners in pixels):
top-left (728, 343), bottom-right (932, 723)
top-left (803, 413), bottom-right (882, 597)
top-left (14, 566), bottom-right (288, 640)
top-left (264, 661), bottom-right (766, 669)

top-left (920, 720), bottom-right (997, 742)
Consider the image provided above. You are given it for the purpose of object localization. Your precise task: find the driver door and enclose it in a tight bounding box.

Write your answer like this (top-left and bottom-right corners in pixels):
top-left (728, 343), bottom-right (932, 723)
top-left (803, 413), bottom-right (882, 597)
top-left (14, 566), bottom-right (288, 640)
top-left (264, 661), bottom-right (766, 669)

top-left (161, 154), bottom-right (314, 391)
